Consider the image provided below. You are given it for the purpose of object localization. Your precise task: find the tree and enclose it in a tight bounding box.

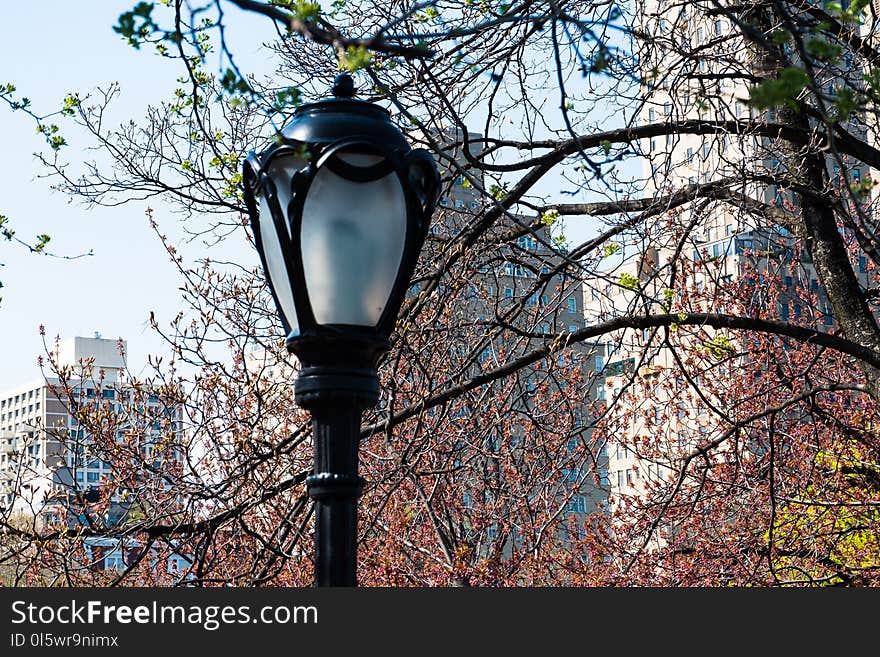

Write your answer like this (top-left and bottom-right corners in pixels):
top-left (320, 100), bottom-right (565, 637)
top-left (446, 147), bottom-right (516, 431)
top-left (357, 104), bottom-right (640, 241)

top-left (4, 0), bottom-right (880, 586)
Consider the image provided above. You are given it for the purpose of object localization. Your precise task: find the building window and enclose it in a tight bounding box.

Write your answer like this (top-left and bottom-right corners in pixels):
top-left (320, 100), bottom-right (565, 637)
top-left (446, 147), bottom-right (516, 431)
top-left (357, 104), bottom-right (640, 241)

top-left (518, 236), bottom-right (536, 250)
top-left (566, 496), bottom-right (587, 514)
top-left (504, 287), bottom-right (514, 298)
top-left (567, 298), bottom-right (577, 313)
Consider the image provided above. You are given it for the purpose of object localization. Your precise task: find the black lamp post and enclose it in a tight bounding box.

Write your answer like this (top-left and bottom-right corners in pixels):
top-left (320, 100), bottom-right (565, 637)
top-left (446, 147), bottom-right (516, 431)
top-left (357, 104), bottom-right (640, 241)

top-left (242, 74), bottom-right (439, 587)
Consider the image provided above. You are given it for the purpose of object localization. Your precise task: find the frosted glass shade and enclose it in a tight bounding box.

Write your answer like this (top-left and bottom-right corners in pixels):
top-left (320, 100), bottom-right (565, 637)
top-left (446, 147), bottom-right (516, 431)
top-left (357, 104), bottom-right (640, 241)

top-left (258, 192), bottom-right (299, 334)
top-left (267, 153), bottom-right (308, 238)
top-left (300, 153), bottom-right (407, 326)
top-left (256, 155), bottom-right (308, 334)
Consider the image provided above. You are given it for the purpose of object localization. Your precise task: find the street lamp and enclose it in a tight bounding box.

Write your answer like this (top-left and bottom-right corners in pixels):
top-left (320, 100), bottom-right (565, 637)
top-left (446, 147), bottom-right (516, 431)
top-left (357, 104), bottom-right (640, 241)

top-left (242, 73), bottom-right (439, 587)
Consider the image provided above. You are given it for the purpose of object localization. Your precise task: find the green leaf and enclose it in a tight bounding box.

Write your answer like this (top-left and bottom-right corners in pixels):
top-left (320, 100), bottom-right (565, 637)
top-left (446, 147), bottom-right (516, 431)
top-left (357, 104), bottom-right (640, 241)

top-left (114, 2), bottom-right (157, 49)
top-left (704, 335), bottom-right (733, 360)
top-left (540, 209), bottom-right (559, 226)
top-left (602, 242), bottom-right (620, 258)
top-left (272, 86), bottom-right (302, 112)
top-left (338, 46), bottom-right (372, 72)
top-left (34, 234), bottom-right (51, 252)
top-left (220, 69), bottom-right (251, 96)
top-left (850, 176), bottom-right (876, 200)
top-left (833, 88), bottom-right (857, 121)
top-left (489, 184), bottom-right (507, 201)
top-left (806, 38), bottom-right (842, 63)
top-left (749, 67), bottom-right (809, 111)
top-left (61, 93), bottom-right (80, 116)
top-left (414, 6), bottom-right (440, 22)
top-left (771, 29), bottom-right (791, 45)
top-left (274, 0), bottom-right (322, 21)
top-left (618, 272), bottom-right (640, 290)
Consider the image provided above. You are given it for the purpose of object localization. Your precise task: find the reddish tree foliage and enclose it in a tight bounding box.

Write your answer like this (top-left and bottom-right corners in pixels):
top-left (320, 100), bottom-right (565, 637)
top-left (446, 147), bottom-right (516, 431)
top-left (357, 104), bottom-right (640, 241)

top-left (3, 0), bottom-right (880, 586)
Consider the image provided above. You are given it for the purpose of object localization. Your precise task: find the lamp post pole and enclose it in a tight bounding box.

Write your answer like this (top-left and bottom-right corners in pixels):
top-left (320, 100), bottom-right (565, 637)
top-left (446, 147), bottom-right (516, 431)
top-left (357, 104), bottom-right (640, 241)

top-left (296, 367), bottom-right (379, 587)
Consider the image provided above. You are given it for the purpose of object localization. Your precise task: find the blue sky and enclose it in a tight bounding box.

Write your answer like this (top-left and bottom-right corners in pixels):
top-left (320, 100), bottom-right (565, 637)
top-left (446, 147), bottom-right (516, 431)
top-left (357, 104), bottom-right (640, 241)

top-left (0, 2), bottom-right (622, 391)
top-left (0, 2), bottom-right (271, 389)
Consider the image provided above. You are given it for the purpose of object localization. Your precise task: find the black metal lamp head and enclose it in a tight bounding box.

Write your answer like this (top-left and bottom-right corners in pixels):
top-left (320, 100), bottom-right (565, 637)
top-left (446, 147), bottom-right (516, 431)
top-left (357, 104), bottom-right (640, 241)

top-left (243, 74), bottom-right (440, 376)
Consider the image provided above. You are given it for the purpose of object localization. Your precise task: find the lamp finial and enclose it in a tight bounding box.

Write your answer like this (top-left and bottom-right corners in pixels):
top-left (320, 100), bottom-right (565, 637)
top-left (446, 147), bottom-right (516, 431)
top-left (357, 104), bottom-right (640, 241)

top-left (332, 74), bottom-right (356, 99)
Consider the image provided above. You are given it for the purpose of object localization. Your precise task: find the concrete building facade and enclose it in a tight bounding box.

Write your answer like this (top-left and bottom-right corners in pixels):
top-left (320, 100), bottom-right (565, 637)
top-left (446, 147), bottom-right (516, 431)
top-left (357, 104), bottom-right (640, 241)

top-left (584, 2), bottom-right (871, 509)
top-left (0, 335), bottom-right (182, 531)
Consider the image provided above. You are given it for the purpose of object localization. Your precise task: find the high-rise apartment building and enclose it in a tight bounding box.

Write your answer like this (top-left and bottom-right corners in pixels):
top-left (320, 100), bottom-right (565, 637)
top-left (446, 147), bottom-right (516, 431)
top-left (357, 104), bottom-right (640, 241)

top-left (0, 335), bottom-right (183, 532)
top-left (428, 129), bottom-right (609, 540)
top-left (584, 2), bottom-right (871, 507)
